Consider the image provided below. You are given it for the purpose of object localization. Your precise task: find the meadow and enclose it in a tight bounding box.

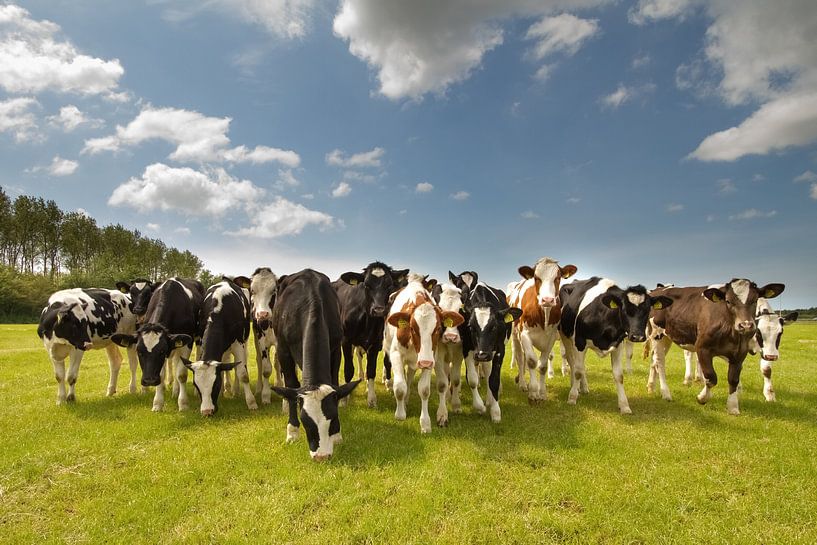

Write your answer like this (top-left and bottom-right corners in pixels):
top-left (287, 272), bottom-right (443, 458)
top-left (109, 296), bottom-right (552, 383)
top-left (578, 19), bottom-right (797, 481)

top-left (1, 323), bottom-right (816, 545)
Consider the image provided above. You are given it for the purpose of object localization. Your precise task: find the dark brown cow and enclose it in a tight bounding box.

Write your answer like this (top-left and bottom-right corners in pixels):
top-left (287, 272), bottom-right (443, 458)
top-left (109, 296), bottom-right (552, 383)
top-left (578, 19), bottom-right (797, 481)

top-left (647, 279), bottom-right (784, 414)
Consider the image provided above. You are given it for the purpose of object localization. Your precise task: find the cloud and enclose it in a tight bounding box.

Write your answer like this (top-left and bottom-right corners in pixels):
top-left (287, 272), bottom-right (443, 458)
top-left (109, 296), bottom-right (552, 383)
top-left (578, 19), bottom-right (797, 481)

top-left (566, 197), bottom-right (581, 204)
top-left (174, 227), bottom-right (191, 235)
top-left (628, 0), bottom-right (699, 25)
top-left (325, 147), bottom-right (384, 169)
top-left (333, 0), bottom-right (609, 101)
top-left (82, 106), bottom-right (300, 166)
top-left (47, 105), bottom-right (101, 132)
top-left (794, 170), bottom-right (817, 183)
top-left (666, 203), bottom-right (684, 213)
top-left (48, 156), bottom-right (78, 176)
top-left (812, 185), bottom-right (817, 200)
top-left (729, 208), bottom-right (777, 221)
top-left (600, 82), bottom-right (656, 109)
top-left (227, 197), bottom-right (336, 238)
top-left (274, 169), bottom-right (300, 190)
top-left (450, 191), bottom-right (470, 201)
top-left (631, 53), bottom-right (650, 69)
top-left (0, 4), bottom-right (124, 97)
top-left (752, 173), bottom-right (766, 182)
top-left (0, 96), bottom-right (40, 142)
top-left (716, 178), bottom-right (736, 194)
top-left (533, 64), bottom-right (555, 82)
top-left (146, 223), bottom-right (160, 232)
top-left (331, 181), bottom-right (351, 198)
top-left (415, 182), bottom-right (433, 193)
top-left (526, 13), bottom-right (599, 59)
top-left (520, 210), bottom-right (539, 219)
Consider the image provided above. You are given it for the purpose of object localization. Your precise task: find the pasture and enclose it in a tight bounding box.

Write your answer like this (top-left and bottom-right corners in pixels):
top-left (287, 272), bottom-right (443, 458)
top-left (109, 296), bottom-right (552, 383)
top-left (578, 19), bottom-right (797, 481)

top-left (1, 323), bottom-right (816, 545)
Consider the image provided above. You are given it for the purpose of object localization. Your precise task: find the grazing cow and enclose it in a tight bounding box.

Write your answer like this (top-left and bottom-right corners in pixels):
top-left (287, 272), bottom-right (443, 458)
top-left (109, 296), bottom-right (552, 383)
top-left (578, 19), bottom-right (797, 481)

top-left (559, 278), bottom-right (672, 414)
top-left (333, 262), bottom-right (408, 407)
top-left (749, 299), bottom-right (798, 402)
top-left (463, 282), bottom-right (521, 422)
top-left (269, 269), bottom-right (359, 461)
top-left (37, 288), bottom-right (138, 404)
top-left (507, 257), bottom-right (577, 401)
top-left (112, 277), bottom-right (204, 412)
top-left (182, 277), bottom-right (256, 415)
top-left (384, 273), bottom-right (464, 432)
top-left (115, 278), bottom-right (158, 322)
top-left (248, 267), bottom-right (280, 405)
top-left (647, 279), bottom-right (784, 414)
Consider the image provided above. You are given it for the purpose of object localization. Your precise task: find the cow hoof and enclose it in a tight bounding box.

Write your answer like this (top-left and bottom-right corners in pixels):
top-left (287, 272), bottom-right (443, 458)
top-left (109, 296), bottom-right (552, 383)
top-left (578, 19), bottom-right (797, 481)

top-left (646, 384), bottom-right (655, 394)
top-left (547, 371), bottom-right (555, 379)
top-left (765, 393), bottom-right (776, 402)
top-left (696, 395), bottom-right (708, 405)
top-left (662, 394), bottom-right (673, 402)
top-left (247, 400), bottom-right (259, 411)
top-left (66, 393), bottom-right (76, 402)
top-left (177, 402), bottom-right (189, 411)
top-left (286, 424), bottom-right (299, 443)
top-left (473, 404), bottom-right (486, 415)
top-left (452, 405), bottom-right (462, 414)
top-left (261, 395), bottom-right (271, 405)
top-left (620, 406), bottom-right (632, 415)
top-left (727, 408), bottom-right (740, 416)
top-left (518, 382), bottom-right (528, 392)
top-left (682, 379), bottom-right (691, 386)
top-left (152, 405), bottom-right (163, 412)
top-left (367, 399), bottom-right (377, 409)
top-left (528, 396), bottom-right (539, 406)
top-left (567, 396), bottom-right (577, 405)
top-left (106, 388), bottom-right (116, 397)
top-left (56, 397), bottom-right (66, 406)
top-left (437, 415), bottom-right (448, 427)
top-left (395, 410), bottom-right (406, 421)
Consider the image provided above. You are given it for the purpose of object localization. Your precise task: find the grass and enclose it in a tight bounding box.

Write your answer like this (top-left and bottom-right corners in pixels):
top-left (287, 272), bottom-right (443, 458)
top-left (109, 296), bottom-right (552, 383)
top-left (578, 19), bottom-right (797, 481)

top-left (1, 323), bottom-right (817, 544)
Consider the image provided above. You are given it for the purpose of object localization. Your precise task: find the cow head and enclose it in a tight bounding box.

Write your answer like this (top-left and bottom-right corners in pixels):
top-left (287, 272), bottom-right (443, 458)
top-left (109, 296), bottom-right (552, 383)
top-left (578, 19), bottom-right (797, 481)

top-left (702, 279), bottom-right (785, 335)
top-left (518, 257), bottom-right (577, 308)
top-left (111, 324), bottom-right (192, 387)
top-left (181, 359), bottom-right (238, 416)
top-left (601, 286), bottom-right (673, 343)
top-left (249, 267), bottom-right (278, 326)
top-left (433, 283), bottom-right (465, 344)
top-left (468, 303), bottom-right (522, 362)
top-left (38, 301), bottom-right (93, 353)
top-left (116, 278), bottom-right (158, 320)
top-left (271, 382), bottom-right (361, 461)
top-left (340, 262), bottom-right (406, 318)
top-left (751, 299), bottom-right (798, 361)
top-left (388, 290), bottom-right (464, 368)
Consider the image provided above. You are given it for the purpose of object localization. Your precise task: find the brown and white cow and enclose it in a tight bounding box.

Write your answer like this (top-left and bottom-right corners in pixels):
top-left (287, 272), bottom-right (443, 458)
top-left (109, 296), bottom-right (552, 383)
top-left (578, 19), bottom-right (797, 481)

top-left (507, 257), bottom-right (577, 402)
top-left (383, 274), bottom-right (464, 433)
top-left (647, 279), bottom-right (785, 415)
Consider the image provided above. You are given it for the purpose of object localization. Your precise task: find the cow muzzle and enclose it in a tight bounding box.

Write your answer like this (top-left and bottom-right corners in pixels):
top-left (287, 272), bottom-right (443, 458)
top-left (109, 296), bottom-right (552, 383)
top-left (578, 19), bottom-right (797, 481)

top-left (762, 354), bottom-right (778, 362)
top-left (311, 452), bottom-right (332, 462)
top-left (737, 321), bottom-right (756, 333)
top-left (255, 310), bottom-right (270, 321)
top-left (371, 306), bottom-right (387, 317)
top-left (443, 332), bottom-right (460, 344)
top-left (141, 377), bottom-right (161, 387)
top-left (628, 334), bottom-right (646, 343)
top-left (474, 351), bottom-right (492, 362)
top-left (538, 296), bottom-right (558, 307)
top-left (418, 360), bottom-right (435, 369)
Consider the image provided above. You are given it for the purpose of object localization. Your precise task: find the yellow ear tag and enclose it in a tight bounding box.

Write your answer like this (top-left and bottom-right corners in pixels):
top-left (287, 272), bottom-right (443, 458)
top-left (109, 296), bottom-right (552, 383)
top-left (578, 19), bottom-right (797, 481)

top-left (652, 301), bottom-right (663, 310)
top-left (711, 293), bottom-right (722, 302)
top-left (608, 300), bottom-right (618, 309)
top-left (398, 319), bottom-right (409, 329)
top-left (764, 289), bottom-right (776, 298)
top-left (119, 287), bottom-right (128, 294)
top-left (349, 278), bottom-right (359, 285)
top-left (175, 339), bottom-right (185, 348)
top-left (56, 314), bottom-right (62, 324)
top-left (504, 313), bottom-right (514, 323)
top-left (443, 317), bottom-right (454, 328)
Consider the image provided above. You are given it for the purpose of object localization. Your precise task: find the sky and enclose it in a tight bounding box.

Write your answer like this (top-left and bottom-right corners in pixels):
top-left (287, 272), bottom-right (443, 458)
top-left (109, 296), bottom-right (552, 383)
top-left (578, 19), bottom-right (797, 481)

top-left (1, 0), bottom-right (816, 308)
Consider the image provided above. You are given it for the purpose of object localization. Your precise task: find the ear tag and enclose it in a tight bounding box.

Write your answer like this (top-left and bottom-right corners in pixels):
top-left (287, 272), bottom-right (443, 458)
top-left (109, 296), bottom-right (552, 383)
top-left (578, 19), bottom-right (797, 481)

top-left (350, 278), bottom-right (359, 285)
top-left (174, 339), bottom-right (185, 348)
top-left (504, 313), bottom-right (514, 323)
top-left (443, 317), bottom-right (454, 328)
top-left (652, 301), bottom-right (663, 310)
top-left (711, 293), bottom-right (722, 302)
top-left (764, 289), bottom-right (775, 298)
top-left (398, 319), bottom-right (409, 329)
top-left (56, 314), bottom-right (62, 324)
top-left (608, 300), bottom-right (619, 309)
top-left (119, 287), bottom-right (128, 294)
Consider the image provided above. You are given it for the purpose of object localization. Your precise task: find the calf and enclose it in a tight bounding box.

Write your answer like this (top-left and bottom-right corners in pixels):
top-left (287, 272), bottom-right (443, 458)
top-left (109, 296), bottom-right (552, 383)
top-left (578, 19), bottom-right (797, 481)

top-left (332, 262), bottom-right (408, 407)
top-left (182, 277), bottom-right (257, 415)
top-left (270, 269), bottom-right (359, 461)
top-left (749, 299), bottom-right (798, 402)
top-left (430, 281), bottom-right (467, 424)
top-left (115, 278), bottom-right (158, 322)
top-left (248, 267), bottom-right (280, 405)
top-left (384, 274), bottom-right (464, 432)
top-left (559, 278), bottom-right (672, 414)
top-left (507, 257), bottom-right (577, 401)
top-left (648, 279), bottom-right (784, 414)
top-left (463, 282), bottom-right (521, 422)
top-left (112, 277), bottom-right (204, 412)
top-left (37, 288), bottom-right (138, 404)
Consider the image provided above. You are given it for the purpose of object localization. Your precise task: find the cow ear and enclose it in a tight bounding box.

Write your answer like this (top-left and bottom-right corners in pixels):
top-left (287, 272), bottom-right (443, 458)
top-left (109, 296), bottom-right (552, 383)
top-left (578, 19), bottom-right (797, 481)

top-left (169, 334), bottom-right (192, 348)
top-left (560, 265), bottom-right (577, 279)
top-left (340, 272), bottom-right (365, 286)
top-left (758, 283), bottom-right (785, 299)
top-left (783, 312), bottom-right (798, 323)
top-left (387, 312), bottom-right (411, 329)
top-left (500, 307), bottom-right (523, 323)
top-left (115, 281), bottom-right (130, 294)
top-left (232, 276), bottom-right (251, 289)
top-left (111, 334), bottom-right (137, 348)
top-left (181, 358), bottom-right (194, 370)
top-left (448, 271), bottom-right (458, 284)
top-left (441, 311), bottom-right (465, 328)
top-left (423, 278), bottom-right (437, 291)
top-left (601, 294), bottom-right (622, 309)
top-left (216, 361), bottom-right (238, 372)
top-left (518, 266), bottom-right (534, 280)
top-left (651, 296), bottom-right (673, 310)
top-left (336, 380), bottom-right (361, 400)
top-left (391, 269), bottom-right (409, 286)
top-left (703, 288), bottom-right (726, 303)
top-left (271, 386), bottom-right (299, 401)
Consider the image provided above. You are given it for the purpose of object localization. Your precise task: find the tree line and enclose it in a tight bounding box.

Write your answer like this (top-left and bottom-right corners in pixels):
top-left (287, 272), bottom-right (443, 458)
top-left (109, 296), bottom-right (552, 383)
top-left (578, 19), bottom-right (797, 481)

top-left (0, 187), bottom-right (218, 322)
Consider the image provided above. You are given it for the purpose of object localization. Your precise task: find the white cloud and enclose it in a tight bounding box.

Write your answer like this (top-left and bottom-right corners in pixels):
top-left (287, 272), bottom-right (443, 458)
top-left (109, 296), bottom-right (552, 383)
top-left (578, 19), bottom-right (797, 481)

top-left (666, 203), bottom-right (684, 213)
top-left (600, 82), bottom-right (656, 109)
top-left (628, 0), bottom-right (699, 25)
top-left (174, 227), bottom-right (191, 235)
top-left (325, 147), bottom-right (384, 169)
top-left (0, 4), bottom-right (124, 97)
top-left (752, 173), bottom-right (766, 182)
top-left (0, 96), bottom-right (40, 142)
top-left (415, 182), bottom-right (433, 193)
top-left (533, 64), bottom-right (555, 82)
top-left (450, 191), bottom-right (470, 201)
top-left (811, 185), bottom-right (817, 200)
top-left (331, 181), bottom-right (351, 198)
top-left (146, 223), bottom-right (160, 232)
top-left (566, 197), bottom-right (581, 204)
top-left (227, 197), bottom-right (336, 238)
top-left (48, 156), bottom-right (78, 176)
top-left (794, 170), bottom-right (817, 183)
top-left (274, 169), bottom-right (300, 190)
top-left (526, 13), bottom-right (599, 59)
top-left (162, 0), bottom-right (315, 40)
top-left (631, 53), bottom-right (651, 69)
top-left (47, 105), bottom-right (101, 132)
top-left (333, 0), bottom-right (609, 101)
top-left (729, 208), bottom-right (777, 221)
top-left (82, 106), bottom-right (300, 166)
top-left (108, 163), bottom-right (264, 216)
top-left (301, 193), bottom-right (314, 200)
top-left (521, 210), bottom-right (539, 219)
top-left (341, 170), bottom-right (377, 183)
top-left (716, 178), bottom-right (736, 194)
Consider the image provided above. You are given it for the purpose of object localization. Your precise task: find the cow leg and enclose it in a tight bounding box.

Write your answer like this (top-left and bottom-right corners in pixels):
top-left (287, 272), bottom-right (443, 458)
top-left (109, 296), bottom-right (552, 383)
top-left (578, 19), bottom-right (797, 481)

top-left (435, 354), bottom-right (449, 427)
top-left (534, 332), bottom-right (558, 403)
top-left (260, 344), bottom-right (273, 405)
top-left (254, 334), bottom-right (263, 395)
top-left (221, 349), bottom-right (234, 398)
top-left (126, 345), bottom-right (140, 394)
top-left (565, 343), bottom-right (585, 405)
top-left (233, 342), bottom-right (258, 410)
top-left (726, 358), bottom-right (743, 416)
top-left (516, 330), bottom-right (535, 392)
top-left (152, 365), bottom-right (166, 412)
top-left (560, 344), bottom-right (569, 376)
top-left (508, 325), bottom-right (521, 371)
top-left (696, 350), bottom-right (717, 406)
top-left (449, 352), bottom-right (463, 414)
top-left (175, 347), bottom-right (192, 411)
top-left (51, 355), bottom-right (68, 405)
top-left (683, 350), bottom-right (696, 386)
top-left (66, 349), bottom-right (83, 402)
top-left (696, 360), bottom-right (704, 383)
top-left (391, 351), bottom-right (407, 421)
top-left (623, 340), bottom-right (634, 374)
top-left (465, 353), bottom-right (485, 415)
top-left (168, 358), bottom-right (179, 398)
top-left (649, 336), bottom-right (673, 401)
top-left (105, 344), bottom-right (122, 397)
top-left (355, 346), bottom-right (366, 381)
top-left (758, 360), bottom-right (775, 402)
top-left (610, 346), bottom-right (632, 414)
top-left (365, 346), bottom-right (379, 408)
top-left (278, 349), bottom-right (301, 442)
top-left (341, 341), bottom-right (355, 385)
top-left (418, 368), bottom-right (432, 433)
top-left (383, 353), bottom-right (393, 390)
top-left (486, 357), bottom-right (502, 423)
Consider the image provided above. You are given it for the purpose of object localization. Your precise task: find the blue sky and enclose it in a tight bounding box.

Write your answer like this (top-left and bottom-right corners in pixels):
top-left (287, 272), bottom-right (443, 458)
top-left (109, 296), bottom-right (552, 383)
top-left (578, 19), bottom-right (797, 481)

top-left (2, 1), bottom-right (816, 307)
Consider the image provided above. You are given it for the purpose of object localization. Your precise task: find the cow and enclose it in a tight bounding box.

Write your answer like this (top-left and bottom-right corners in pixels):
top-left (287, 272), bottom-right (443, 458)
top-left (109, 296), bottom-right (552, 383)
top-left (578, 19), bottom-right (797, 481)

top-left (507, 257), bottom-right (577, 402)
top-left (111, 277), bottom-right (204, 412)
top-left (332, 262), bottom-right (408, 407)
top-left (182, 277), bottom-right (256, 415)
top-left (37, 288), bottom-right (138, 404)
top-left (269, 269), bottom-right (360, 461)
top-left (248, 267), bottom-right (280, 405)
top-left (430, 281), bottom-right (466, 423)
top-left (384, 273), bottom-right (464, 432)
top-left (749, 298), bottom-right (798, 402)
top-left (559, 278), bottom-right (673, 414)
top-left (115, 278), bottom-right (158, 323)
top-left (647, 279), bottom-right (785, 414)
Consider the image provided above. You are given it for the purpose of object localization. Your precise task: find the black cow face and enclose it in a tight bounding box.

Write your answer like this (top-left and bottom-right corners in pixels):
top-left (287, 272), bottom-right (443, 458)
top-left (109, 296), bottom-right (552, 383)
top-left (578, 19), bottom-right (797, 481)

top-left (112, 325), bottom-right (192, 387)
top-left (341, 262), bottom-right (404, 318)
top-left (272, 381), bottom-right (360, 461)
top-left (116, 279), bottom-right (157, 318)
top-left (703, 279), bottom-right (785, 334)
top-left (181, 359), bottom-right (238, 416)
top-left (469, 305), bottom-right (522, 362)
top-left (601, 287), bottom-right (673, 342)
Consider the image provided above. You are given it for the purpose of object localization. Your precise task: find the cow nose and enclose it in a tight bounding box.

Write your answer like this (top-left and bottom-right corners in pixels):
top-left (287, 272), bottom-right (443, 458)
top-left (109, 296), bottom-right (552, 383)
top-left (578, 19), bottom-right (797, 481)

top-left (539, 297), bottom-right (557, 307)
top-left (201, 408), bottom-right (214, 417)
top-left (311, 452), bottom-right (332, 462)
top-left (256, 310), bottom-right (270, 321)
top-left (762, 354), bottom-right (778, 361)
top-left (372, 306), bottom-right (386, 317)
top-left (141, 377), bottom-right (161, 387)
top-left (475, 351), bottom-right (491, 362)
top-left (629, 334), bottom-right (646, 343)
top-left (443, 332), bottom-right (460, 343)
top-left (738, 321), bottom-right (755, 332)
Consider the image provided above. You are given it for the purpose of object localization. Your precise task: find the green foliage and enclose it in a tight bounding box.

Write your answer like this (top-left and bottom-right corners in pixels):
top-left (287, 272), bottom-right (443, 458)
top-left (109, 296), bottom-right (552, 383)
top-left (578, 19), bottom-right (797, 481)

top-left (1, 324), bottom-right (816, 544)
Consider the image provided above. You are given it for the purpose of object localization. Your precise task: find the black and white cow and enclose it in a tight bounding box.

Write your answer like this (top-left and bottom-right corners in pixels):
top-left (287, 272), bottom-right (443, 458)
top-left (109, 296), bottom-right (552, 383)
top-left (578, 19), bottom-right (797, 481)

top-left (248, 267), bottom-right (280, 405)
top-left (37, 288), bottom-right (138, 404)
top-left (749, 298), bottom-right (798, 402)
top-left (332, 262), bottom-right (408, 407)
top-left (115, 278), bottom-right (158, 322)
top-left (559, 278), bottom-right (672, 414)
top-left (462, 282), bottom-right (521, 423)
top-left (270, 269), bottom-right (360, 461)
top-left (182, 276), bottom-right (256, 415)
top-left (112, 277), bottom-right (204, 412)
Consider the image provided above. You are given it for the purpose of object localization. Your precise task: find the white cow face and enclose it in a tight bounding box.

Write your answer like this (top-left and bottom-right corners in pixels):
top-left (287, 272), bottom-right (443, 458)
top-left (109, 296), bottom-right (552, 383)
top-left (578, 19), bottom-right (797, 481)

top-left (753, 309), bottom-right (797, 362)
top-left (436, 284), bottom-right (463, 344)
top-left (250, 267), bottom-right (278, 324)
top-left (182, 359), bottom-right (238, 416)
top-left (518, 257), bottom-right (577, 308)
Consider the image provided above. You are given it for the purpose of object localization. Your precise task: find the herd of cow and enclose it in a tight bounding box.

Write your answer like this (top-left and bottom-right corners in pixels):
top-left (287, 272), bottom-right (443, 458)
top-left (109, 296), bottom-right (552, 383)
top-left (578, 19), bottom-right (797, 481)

top-left (35, 258), bottom-right (796, 460)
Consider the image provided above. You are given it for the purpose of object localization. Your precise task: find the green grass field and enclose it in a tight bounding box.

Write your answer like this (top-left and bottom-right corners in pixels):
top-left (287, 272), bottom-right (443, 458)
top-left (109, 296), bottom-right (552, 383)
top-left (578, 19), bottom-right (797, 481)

top-left (2, 323), bottom-right (816, 544)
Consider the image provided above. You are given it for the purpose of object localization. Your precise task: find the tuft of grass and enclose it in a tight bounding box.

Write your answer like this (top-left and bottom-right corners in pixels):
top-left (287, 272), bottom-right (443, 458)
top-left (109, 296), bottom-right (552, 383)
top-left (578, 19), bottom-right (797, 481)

top-left (1, 323), bottom-right (816, 544)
